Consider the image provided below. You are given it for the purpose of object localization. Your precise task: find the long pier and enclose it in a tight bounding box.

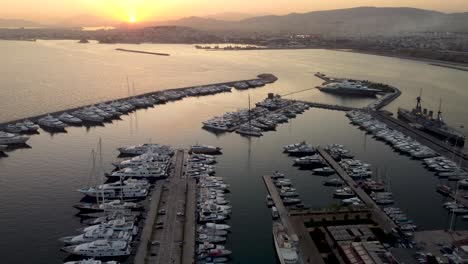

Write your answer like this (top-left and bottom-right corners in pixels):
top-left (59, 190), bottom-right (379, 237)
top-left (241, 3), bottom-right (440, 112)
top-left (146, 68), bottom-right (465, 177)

top-left (316, 147), bottom-right (398, 232)
top-left (262, 175), bottom-right (325, 264)
top-left (0, 74), bottom-right (278, 127)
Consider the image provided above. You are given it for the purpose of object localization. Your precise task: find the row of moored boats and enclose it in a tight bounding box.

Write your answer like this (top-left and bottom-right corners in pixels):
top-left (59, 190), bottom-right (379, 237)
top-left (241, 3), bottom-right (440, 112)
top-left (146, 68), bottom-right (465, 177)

top-left (60, 143), bottom-right (179, 263)
top-left (194, 149), bottom-right (233, 264)
top-left (203, 97), bottom-right (310, 137)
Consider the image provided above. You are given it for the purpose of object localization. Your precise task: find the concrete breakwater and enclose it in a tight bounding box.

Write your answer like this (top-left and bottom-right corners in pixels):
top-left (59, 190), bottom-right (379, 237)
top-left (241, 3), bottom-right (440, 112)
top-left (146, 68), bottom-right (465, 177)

top-left (116, 48), bottom-right (170, 56)
top-left (0, 73), bottom-right (278, 128)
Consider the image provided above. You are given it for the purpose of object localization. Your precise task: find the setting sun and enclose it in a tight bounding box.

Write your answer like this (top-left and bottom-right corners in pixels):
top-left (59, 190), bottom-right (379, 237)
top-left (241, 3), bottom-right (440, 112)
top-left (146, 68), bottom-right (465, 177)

top-left (129, 16), bottom-right (136, 23)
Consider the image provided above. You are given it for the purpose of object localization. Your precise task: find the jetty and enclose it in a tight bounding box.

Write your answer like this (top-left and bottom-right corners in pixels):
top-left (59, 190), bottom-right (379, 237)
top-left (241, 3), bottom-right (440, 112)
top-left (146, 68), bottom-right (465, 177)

top-left (0, 74), bottom-right (278, 128)
top-left (317, 147), bottom-right (398, 232)
top-left (116, 48), bottom-right (170, 56)
top-left (262, 175), bottom-right (325, 264)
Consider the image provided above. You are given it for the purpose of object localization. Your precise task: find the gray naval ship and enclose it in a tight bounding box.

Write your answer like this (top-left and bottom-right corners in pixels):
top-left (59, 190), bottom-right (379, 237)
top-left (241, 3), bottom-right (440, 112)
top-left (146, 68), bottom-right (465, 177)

top-left (397, 95), bottom-right (465, 146)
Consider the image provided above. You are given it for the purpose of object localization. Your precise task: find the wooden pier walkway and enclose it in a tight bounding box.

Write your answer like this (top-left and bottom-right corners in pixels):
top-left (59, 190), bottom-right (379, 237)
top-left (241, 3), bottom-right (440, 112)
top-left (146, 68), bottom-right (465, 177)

top-left (317, 148), bottom-right (397, 232)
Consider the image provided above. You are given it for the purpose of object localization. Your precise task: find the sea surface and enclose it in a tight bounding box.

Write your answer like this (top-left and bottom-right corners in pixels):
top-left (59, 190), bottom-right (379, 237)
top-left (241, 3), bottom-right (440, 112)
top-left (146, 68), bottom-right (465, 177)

top-left (1, 40), bottom-right (468, 264)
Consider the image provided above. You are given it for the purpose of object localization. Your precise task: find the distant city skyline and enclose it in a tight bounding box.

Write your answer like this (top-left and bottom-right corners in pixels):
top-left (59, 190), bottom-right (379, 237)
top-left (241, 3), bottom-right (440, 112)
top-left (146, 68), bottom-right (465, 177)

top-left (3, 0), bottom-right (468, 24)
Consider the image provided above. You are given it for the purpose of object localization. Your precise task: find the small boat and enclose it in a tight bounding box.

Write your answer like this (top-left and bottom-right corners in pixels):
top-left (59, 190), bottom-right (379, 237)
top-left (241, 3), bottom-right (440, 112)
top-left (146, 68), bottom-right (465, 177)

top-left (333, 187), bottom-right (355, 199)
top-left (205, 223), bottom-right (230, 230)
top-left (58, 112), bottom-right (83, 125)
top-left (437, 184), bottom-right (452, 196)
top-left (190, 144), bottom-right (222, 154)
top-left (271, 171), bottom-right (285, 179)
top-left (282, 198), bottom-right (301, 205)
top-left (37, 115), bottom-right (67, 130)
top-left (312, 167), bottom-right (335, 175)
top-left (0, 131), bottom-right (30, 145)
top-left (324, 178), bottom-right (344, 186)
top-left (271, 206), bottom-right (279, 219)
top-left (266, 195), bottom-right (274, 207)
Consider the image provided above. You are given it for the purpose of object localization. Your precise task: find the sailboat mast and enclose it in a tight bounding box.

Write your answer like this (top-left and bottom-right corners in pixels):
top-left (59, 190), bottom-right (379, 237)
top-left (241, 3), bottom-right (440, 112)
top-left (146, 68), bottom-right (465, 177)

top-left (248, 94), bottom-right (251, 129)
top-left (437, 98), bottom-right (443, 123)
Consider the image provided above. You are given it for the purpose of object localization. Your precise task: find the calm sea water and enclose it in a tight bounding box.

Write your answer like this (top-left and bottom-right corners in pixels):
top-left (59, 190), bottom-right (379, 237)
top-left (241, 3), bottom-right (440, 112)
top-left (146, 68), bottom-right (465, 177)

top-left (1, 40), bottom-right (468, 264)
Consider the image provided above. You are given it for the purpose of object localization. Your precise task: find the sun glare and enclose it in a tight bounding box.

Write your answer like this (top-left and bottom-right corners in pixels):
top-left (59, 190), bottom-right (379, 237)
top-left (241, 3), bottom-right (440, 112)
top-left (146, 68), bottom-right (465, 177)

top-left (129, 16), bottom-right (136, 23)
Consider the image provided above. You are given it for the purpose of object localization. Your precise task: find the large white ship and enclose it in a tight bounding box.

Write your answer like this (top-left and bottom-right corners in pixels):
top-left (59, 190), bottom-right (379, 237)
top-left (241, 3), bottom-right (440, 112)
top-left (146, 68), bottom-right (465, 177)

top-left (273, 222), bottom-right (298, 264)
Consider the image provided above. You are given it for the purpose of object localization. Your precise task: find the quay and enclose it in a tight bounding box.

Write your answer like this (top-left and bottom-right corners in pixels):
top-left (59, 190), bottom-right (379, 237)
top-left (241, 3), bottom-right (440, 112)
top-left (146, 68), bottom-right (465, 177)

top-left (0, 73), bottom-right (277, 127)
top-left (317, 147), bottom-right (398, 232)
top-left (135, 149), bottom-right (196, 264)
top-left (373, 111), bottom-right (468, 169)
top-left (116, 48), bottom-right (170, 56)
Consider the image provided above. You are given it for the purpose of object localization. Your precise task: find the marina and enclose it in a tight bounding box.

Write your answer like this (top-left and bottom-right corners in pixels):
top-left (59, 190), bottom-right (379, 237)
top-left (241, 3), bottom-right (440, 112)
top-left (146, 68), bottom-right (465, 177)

top-left (2, 41), bottom-right (468, 264)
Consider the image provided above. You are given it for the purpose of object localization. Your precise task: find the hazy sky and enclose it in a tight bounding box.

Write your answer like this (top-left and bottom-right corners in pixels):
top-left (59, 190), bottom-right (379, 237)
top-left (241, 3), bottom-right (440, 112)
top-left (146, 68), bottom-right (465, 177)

top-left (3, 0), bottom-right (468, 23)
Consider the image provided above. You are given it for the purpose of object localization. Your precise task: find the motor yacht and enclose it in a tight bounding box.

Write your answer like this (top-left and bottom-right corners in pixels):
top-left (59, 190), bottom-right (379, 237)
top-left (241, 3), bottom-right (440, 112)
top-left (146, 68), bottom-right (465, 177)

top-left (0, 131), bottom-right (30, 145)
top-left (273, 222), bottom-right (298, 264)
top-left (108, 165), bottom-right (168, 179)
top-left (64, 259), bottom-right (119, 264)
top-left (37, 115), bottom-right (67, 130)
top-left (61, 239), bottom-right (131, 257)
top-left (118, 144), bottom-right (174, 156)
top-left (190, 144), bottom-right (222, 154)
top-left (58, 112), bottom-right (83, 125)
top-left (74, 200), bottom-right (143, 213)
top-left (60, 228), bottom-right (131, 245)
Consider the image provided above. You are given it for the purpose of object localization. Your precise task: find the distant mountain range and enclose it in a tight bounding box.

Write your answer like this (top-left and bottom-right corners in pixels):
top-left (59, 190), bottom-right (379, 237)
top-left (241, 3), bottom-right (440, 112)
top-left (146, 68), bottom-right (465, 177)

top-left (2, 7), bottom-right (468, 35)
top-left (155, 7), bottom-right (468, 35)
top-left (0, 19), bottom-right (42, 28)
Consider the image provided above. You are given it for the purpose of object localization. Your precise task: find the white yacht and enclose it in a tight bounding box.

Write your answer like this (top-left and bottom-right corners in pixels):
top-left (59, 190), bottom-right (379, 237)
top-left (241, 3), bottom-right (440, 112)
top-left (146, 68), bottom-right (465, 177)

top-left (61, 228), bottom-right (131, 245)
top-left (190, 144), bottom-right (222, 154)
top-left (22, 119), bottom-right (40, 132)
top-left (58, 112), bottom-right (83, 124)
top-left (118, 144), bottom-right (174, 156)
top-left (236, 125), bottom-right (263, 137)
top-left (73, 110), bottom-right (105, 123)
top-left (78, 182), bottom-right (148, 199)
top-left (64, 259), bottom-right (119, 264)
top-left (205, 223), bottom-right (230, 230)
top-left (80, 218), bottom-right (138, 235)
top-left (74, 200), bottom-right (143, 213)
top-left (108, 165), bottom-right (167, 179)
top-left (112, 153), bottom-right (170, 169)
top-left (0, 131), bottom-right (30, 145)
top-left (5, 120), bottom-right (39, 133)
top-left (61, 239), bottom-right (131, 257)
top-left (37, 115), bottom-right (67, 129)
top-left (273, 222), bottom-right (298, 264)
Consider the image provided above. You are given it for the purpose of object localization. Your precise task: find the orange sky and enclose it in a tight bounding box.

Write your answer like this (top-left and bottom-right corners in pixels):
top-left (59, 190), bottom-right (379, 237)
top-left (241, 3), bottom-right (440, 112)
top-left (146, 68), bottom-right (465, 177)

top-left (3, 0), bottom-right (468, 23)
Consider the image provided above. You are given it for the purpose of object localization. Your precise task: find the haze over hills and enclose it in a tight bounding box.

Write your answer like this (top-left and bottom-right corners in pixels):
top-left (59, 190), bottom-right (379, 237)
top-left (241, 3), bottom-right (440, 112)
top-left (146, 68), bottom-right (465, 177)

top-left (0, 19), bottom-right (42, 28)
top-left (2, 7), bottom-right (468, 35)
top-left (155, 7), bottom-right (468, 35)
